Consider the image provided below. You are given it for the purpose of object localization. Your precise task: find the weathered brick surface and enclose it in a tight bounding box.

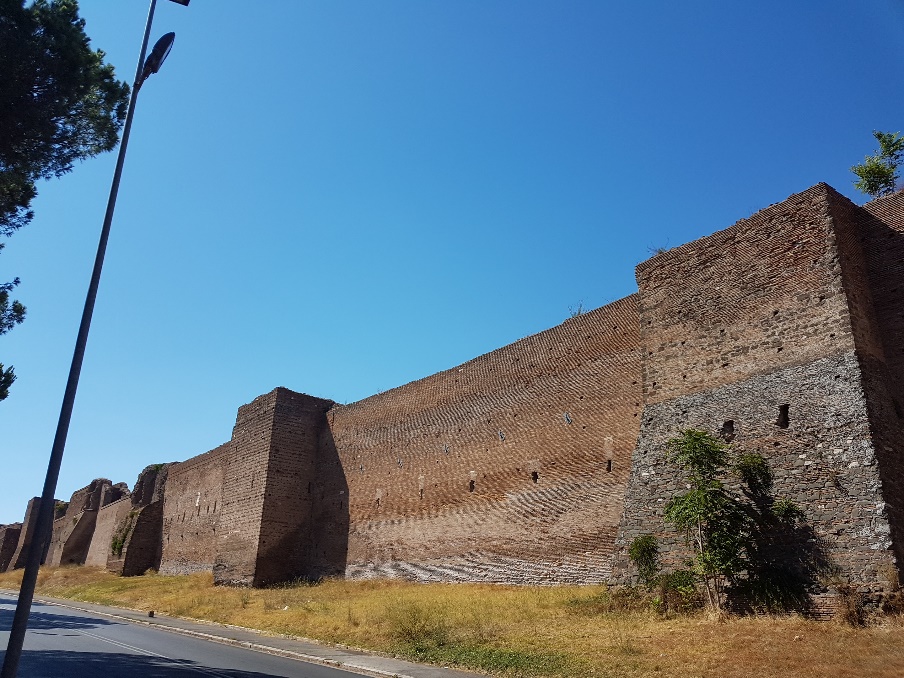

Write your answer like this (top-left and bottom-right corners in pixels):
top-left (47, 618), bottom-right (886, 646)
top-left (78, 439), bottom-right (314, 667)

top-left (107, 465), bottom-right (174, 575)
top-left (214, 389), bottom-right (334, 586)
top-left (612, 353), bottom-right (894, 584)
top-left (849, 192), bottom-right (904, 574)
top-left (635, 184), bottom-right (855, 407)
top-left (329, 296), bottom-right (641, 583)
top-left (0, 524), bottom-right (22, 572)
top-left (160, 444), bottom-right (230, 575)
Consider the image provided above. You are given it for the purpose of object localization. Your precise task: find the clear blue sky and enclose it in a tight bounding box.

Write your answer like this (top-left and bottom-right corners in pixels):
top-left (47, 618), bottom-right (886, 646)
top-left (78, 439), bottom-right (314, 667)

top-left (2, 0), bottom-right (903, 522)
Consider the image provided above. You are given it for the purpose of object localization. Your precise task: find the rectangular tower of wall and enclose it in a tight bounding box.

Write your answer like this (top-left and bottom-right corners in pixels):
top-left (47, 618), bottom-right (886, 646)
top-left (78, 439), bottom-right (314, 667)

top-left (613, 184), bottom-right (899, 590)
top-left (214, 389), bottom-right (333, 586)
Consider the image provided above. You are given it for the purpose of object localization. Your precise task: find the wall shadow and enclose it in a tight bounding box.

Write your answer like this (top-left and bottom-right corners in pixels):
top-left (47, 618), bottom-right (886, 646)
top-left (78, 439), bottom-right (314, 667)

top-left (849, 205), bottom-right (904, 584)
top-left (306, 422), bottom-right (350, 580)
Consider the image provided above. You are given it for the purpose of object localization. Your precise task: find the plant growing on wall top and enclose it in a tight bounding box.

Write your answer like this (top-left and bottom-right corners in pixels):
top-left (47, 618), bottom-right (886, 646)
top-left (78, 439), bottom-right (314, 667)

top-left (852, 130), bottom-right (904, 198)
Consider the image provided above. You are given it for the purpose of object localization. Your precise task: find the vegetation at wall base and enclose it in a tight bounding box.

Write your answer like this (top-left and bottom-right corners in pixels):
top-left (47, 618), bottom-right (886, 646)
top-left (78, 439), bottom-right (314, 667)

top-left (1, 567), bottom-right (903, 678)
top-left (643, 428), bottom-right (829, 614)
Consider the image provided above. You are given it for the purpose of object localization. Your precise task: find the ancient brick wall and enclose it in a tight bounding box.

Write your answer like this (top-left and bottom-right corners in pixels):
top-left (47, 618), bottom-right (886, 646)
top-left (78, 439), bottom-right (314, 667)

top-left (327, 296), bottom-right (641, 584)
top-left (10, 498), bottom-right (42, 570)
top-left (255, 390), bottom-right (334, 584)
top-left (613, 185), bottom-right (899, 590)
top-left (46, 479), bottom-right (126, 568)
top-left (14, 181), bottom-right (903, 598)
top-left (160, 444), bottom-right (229, 575)
top-left (0, 524), bottom-right (21, 572)
top-left (85, 497), bottom-right (132, 568)
top-left (108, 465), bottom-right (173, 576)
top-left (214, 389), bottom-right (334, 586)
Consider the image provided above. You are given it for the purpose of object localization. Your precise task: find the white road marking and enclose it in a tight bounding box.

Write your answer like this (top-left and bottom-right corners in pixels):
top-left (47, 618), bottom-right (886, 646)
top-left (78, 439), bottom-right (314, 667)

top-left (75, 629), bottom-right (237, 678)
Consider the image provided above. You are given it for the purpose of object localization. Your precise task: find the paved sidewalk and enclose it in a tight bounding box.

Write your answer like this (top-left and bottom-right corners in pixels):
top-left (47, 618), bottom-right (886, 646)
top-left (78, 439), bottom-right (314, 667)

top-left (5, 590), bottom-right (485, 678)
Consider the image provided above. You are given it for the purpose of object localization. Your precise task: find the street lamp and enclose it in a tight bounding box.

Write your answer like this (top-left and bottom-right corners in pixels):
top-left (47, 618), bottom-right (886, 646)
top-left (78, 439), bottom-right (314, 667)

top-left (0, 1), bottom-right (190, 676)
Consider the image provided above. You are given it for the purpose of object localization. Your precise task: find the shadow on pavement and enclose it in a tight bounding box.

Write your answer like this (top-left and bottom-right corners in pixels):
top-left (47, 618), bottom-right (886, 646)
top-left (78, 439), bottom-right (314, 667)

top-left (0, 606), bottom-right (118, 632)
top-left (0, 650), bottom-right (290, 678)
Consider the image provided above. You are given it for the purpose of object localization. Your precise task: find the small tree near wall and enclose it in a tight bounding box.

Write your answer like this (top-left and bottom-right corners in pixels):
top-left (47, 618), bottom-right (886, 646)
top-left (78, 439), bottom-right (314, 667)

top-left (661, 429), bottom-right (812, 614)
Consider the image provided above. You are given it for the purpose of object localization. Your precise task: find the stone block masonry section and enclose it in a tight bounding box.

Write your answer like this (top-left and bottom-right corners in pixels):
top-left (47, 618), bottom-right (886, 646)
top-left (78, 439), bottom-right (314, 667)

top-left (612, 352), bottom-right (896, 589)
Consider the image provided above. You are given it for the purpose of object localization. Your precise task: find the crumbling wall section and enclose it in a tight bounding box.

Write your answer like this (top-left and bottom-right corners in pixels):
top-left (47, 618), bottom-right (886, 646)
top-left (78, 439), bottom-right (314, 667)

top-left (108, 464), bottom-right (173, 576)
top-left (85, 497), bottom-right (132, 568)
top-left (9, 498), bottom-right (42, 570)
top-left (47, 479), bottom-right (119, 567)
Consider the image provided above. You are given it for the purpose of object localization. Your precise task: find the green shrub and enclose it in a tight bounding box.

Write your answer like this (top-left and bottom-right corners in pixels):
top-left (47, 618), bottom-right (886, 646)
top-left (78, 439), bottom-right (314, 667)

top-left (628, 534), bottom-right (660, 588)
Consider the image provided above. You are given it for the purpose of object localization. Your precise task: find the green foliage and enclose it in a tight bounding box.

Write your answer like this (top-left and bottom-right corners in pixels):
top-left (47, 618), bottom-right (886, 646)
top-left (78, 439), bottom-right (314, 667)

top-left (656, 570), bottom-right (703, 614)
top-left (660, 429), bottom-right (829, 614)
top-left (0, 363), bottom-right (14, 401)
top-left (0, 276), bottom-right (26, 335)
top-left (735, 452), bottom-right (772, 496)
top-left (665, 428), bottom-right (729, 483)
top-left (0, 0), bottom-right (129, 235)
top-left (628, 534), bottom-right (660, 588)
top-left (0, 0), bottom-right (128, 402)
top-left (770, 498), bottom-right (803, 525)
top-left (852, 130), bottom-right (904, 198)
top-left (662, 429), bottom-right (742, 610)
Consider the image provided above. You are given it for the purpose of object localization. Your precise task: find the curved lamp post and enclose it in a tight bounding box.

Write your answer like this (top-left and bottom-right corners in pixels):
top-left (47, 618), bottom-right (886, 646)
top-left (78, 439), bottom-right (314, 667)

top-left (1, 2), bottom-right (190, 676)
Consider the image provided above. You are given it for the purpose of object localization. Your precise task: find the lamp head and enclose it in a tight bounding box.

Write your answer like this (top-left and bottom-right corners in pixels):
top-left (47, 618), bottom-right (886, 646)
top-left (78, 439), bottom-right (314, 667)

top-left (138, 32), bottom-right (176, 88)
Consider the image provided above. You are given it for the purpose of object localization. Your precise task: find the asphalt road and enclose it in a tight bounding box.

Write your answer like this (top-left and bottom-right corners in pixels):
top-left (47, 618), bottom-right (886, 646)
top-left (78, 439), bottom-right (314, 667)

top-left (0, 593), bottom-right (365, 678)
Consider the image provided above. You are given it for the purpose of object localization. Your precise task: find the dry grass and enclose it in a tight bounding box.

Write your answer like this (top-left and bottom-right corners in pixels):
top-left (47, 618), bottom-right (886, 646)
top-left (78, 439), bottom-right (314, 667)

top-left (2, 567), bottom-right (904, 677)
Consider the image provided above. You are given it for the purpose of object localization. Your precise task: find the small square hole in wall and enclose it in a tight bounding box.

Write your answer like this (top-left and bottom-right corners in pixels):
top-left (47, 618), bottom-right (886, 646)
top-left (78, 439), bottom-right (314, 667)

top-left (721, 420), bottom-right (735, 441)
top-left (777, 404), bottom-right (790, 429)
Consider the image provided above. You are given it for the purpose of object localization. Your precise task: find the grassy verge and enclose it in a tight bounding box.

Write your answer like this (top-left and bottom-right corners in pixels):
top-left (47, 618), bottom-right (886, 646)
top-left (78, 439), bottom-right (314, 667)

top-left (1, 567), bottom-right (903, 677)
